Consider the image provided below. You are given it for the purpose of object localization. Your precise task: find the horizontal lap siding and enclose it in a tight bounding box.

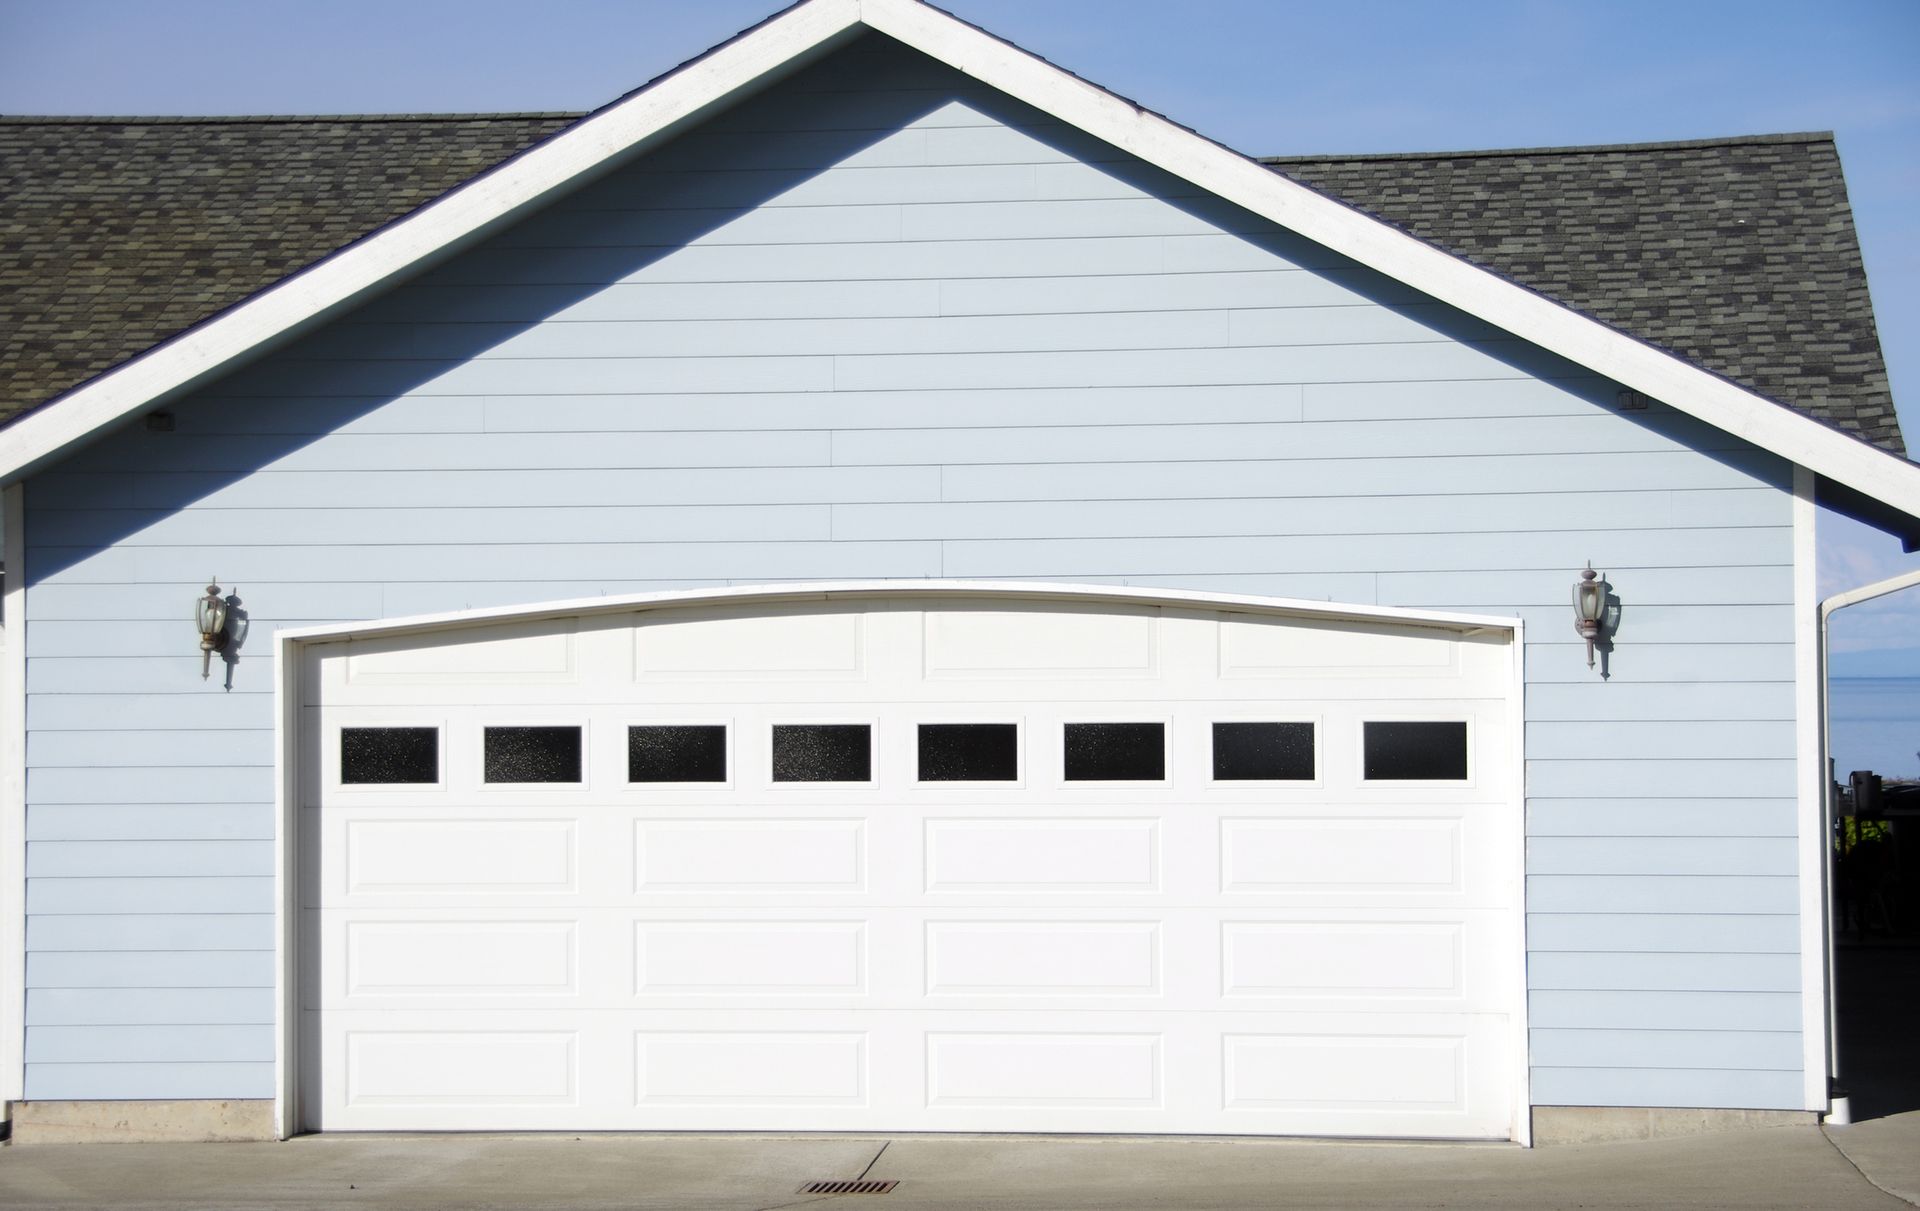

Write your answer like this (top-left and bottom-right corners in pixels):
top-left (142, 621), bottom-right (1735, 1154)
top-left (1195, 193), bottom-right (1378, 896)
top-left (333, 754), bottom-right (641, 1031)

top-left (19, 35), bottom-right (1799, 1108)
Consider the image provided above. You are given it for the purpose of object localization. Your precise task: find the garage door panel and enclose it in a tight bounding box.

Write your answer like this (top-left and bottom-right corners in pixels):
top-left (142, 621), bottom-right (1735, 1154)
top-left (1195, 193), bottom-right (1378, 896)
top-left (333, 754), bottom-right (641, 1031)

top-left (925, 920), bottom-right (1162, 996)
top-left (315, 907), bottom-right (1504, 1016)
top-left (304, 595), bottom-right (1521, 1137)
top-left (637, 1030), bottom-right (870, 1107)
top-left (634, 920), bottom-right (868, 995)
top-left (924, 817), bottom-right (1160, 893)
top-left (306, 1007), bottom-right (1513, 1135)
top-left (1219, 812), bottom-right (1513, 908)
top-left (634, 817), bottom-right (867, 893)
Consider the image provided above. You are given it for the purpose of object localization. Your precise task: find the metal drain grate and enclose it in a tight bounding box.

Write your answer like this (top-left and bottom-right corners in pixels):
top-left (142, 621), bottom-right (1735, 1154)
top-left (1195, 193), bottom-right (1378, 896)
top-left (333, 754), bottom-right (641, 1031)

top-left (799, 1178), bottom-right (899, 1195)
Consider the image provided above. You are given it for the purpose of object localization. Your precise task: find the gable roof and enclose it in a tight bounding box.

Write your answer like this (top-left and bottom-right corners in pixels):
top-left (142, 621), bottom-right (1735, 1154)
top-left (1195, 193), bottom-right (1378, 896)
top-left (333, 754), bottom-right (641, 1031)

top-left (1270, 134), bottom-right (1902, 457)
top-left (0, 0), bottom-right (1915, 531)
top-left (2, 120), bottom-right (1899, 459)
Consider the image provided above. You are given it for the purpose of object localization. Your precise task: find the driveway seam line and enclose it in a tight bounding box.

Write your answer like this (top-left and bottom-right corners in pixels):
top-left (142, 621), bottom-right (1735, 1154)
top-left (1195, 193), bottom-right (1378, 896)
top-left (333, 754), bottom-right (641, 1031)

top-left (854, 1140), bottom-right (891, 1181)
top-left (1822, 1125), bottom-right (1920, 1208)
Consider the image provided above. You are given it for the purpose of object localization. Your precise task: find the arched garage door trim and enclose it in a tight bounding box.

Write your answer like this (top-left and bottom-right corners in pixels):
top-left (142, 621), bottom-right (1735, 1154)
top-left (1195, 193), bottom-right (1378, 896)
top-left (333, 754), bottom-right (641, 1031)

top-left (272, 580), bottom-right (1529, 1141)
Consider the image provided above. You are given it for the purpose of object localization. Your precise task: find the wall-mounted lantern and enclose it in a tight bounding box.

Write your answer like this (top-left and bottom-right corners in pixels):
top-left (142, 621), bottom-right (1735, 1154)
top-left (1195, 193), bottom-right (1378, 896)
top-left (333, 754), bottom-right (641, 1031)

top-left (196, 579), bottom-right (229, 680)
top-left (1573, 563), bottom-right (1609, 669)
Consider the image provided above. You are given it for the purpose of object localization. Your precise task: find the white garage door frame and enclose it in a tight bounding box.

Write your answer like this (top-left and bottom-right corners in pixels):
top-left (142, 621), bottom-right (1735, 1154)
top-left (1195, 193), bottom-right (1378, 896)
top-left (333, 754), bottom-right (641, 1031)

top-left (271, 580), bottom-right (1530, 1142)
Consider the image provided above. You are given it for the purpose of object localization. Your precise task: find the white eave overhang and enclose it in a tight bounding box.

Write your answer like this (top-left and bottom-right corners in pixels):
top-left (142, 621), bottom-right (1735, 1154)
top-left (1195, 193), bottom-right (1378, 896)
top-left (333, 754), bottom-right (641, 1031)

top-left (4, 0), bottom-right (1918, 532)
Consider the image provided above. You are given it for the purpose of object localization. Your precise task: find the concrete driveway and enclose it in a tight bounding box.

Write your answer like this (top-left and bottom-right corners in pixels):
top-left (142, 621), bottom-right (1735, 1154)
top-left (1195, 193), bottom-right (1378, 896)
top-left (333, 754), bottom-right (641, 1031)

top-left (3, 1119), bottom-right (1917, 1210)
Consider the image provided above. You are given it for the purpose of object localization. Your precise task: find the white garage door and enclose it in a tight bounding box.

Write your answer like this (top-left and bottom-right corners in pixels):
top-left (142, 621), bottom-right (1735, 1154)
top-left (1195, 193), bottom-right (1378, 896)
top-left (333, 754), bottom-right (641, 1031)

top-left (298, 592), bottom-right (1521, 1138)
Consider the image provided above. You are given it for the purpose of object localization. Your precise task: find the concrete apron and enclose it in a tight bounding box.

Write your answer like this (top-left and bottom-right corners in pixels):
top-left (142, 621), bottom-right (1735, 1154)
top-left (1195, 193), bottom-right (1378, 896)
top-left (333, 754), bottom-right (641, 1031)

top-left (2, 1123), bottom-right (1918, 1211)
top-left (0, 1101), bottom-right (1826, 1147)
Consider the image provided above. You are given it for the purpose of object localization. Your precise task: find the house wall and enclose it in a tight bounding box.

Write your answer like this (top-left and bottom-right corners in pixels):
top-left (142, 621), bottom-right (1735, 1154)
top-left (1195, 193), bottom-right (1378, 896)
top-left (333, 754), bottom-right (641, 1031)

top-left (17, 36), bottom-right (1802, 1110)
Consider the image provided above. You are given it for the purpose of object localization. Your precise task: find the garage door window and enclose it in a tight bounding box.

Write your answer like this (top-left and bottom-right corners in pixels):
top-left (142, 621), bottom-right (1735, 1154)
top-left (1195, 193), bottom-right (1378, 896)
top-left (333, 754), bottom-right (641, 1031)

top-left (1063, 721), bottom-right (1165, 781)
top-left (917, 723), bottom-right (1019, 782)
top-left (339, 726), bottom-right (439, 785)
top-left (1362, 720), bottom-right (1469, 781)
top-left (628, 724), bottom-right (728, 784)
top-left (1211, 721), bottom-right (1314, 781)
top-left (772, 723), bottom-right (872, 783)
top-left (484, 725), bottom-right (584, 784)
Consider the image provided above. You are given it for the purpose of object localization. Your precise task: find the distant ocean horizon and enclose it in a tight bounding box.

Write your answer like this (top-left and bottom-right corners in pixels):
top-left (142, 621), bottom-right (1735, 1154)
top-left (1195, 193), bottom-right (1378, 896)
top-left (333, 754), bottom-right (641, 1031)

top-left (1830, 676), bottom-right (1920, 781)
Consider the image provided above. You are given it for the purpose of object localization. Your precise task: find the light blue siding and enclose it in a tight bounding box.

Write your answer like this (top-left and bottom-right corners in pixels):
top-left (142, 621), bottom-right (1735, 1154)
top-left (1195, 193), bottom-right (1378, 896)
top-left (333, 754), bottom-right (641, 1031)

top-left (1525, 876), bottom-right (1798, 915)
top-left (25, 1062), bottom-right (274, 1101)
top-left (29, 729), bottom-right (275, 767)
top-left (1528, 682), bottom-right (1794, 720)
top-left (27, 804), bottom-right (275, 841)
top-left (1526, 799), bottom-right (1798, 839)
top-left (19, 34), bottom-right (1804, 1111)
top-left (1526, 759), bottom-right (1794, 800)
top-left (26, 1024), bottom-right (275, 1064)
top-left (1526, 721), bottom-right (1797, 761)
top-left (26, 988), bottom-right (273, 1026)
top-left (28, 914), bottom-right (275, 951)
top-left (26, 841), bottom-right (275, 879)
top-left (1529, 990), bottom-right (1802, 1032)
top-left (28, 766), bottom-right (274, 805)
top-left (1528, 1029), bottom-right (1802, 1071)
top-left (27, 878), bottom-right (275, 915)
top-left (1527, 915), bottom-right (1800, 953)
top-left (26, 951), bottom-right (273, 989)
top-left (1527, 953), bottom-right (1799, 993)
top-left (1527, 838), bottom-right (1798, 877)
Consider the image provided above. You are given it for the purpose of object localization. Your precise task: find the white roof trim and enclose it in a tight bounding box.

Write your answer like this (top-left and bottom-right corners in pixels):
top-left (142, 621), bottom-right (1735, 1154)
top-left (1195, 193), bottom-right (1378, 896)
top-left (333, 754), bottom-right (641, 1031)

top-left (274, 579), bottom-right (1520, 646)
top-left (5, 0), bottom-right (1917, 522)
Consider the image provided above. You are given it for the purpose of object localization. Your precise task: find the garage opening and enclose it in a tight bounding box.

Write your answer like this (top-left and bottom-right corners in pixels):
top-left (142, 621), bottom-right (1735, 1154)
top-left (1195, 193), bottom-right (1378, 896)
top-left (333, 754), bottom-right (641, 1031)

top-left (288, 586), bottom-right (1523, 1139)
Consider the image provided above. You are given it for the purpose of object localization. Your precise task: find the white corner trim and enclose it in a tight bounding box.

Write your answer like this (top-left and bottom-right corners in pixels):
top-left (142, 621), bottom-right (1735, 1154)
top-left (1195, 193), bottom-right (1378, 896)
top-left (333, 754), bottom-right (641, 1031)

top-left (4, 0), bottom-right (1915, 525)
top-left (1, 483), bottom-right (25, 1109)
top-left (272, 629), bottom-right (298, 1139)
top-left (1791, 466), bottom-right (1828, 1111)
top-left (1506, 616), bottom-right (1532, 1147)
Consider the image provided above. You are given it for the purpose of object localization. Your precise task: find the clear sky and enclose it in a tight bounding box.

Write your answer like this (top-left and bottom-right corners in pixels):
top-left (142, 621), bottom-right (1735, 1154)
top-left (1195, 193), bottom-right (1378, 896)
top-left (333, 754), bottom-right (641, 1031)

top-left (3, 0), bottom-right (1918, 662)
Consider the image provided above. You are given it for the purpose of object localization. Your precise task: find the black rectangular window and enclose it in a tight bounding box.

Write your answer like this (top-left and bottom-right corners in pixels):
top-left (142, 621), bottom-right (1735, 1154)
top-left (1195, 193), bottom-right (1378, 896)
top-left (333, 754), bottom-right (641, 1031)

top-left (1363, 720), bottom-right (1468, 781)
top-left (918, 723), bottom-right (1019, 782)
top-left (1212, 721), bottom-right (1314, 781)
top-left (1063, 722), bottom-right (1164, 781)
top-left (772, 724), bottom-right (871, 782)
top-left (341, 726), bottom-right (438, 784)
top-left (628, 725), bottom-right (728, 783)
top-left (483, 725), bottom-right (583, 784)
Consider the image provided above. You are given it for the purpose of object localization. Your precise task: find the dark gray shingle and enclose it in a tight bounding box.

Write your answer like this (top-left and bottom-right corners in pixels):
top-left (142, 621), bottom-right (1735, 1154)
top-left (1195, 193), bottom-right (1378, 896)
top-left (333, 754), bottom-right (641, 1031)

top-left (1267, 133), bottom-right (1902, 455)
top-left (0, 114), bottom-right (573, 425)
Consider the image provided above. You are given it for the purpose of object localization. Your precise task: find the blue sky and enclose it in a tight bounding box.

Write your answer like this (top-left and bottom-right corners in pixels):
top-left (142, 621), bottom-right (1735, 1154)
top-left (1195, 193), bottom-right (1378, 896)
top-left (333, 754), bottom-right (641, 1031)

top-left (4, 0), bottom-right (1919, 662)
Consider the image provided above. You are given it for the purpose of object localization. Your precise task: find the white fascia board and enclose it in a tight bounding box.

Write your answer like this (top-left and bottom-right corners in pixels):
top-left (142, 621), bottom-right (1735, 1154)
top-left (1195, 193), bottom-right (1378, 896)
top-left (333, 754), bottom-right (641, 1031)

top-left (274, 579), bottom-right (1520, 647)
top-left (858, 0), bottom-right (1920, 523)
top-left (5, 0), bottom-right (1916, 525)
top-left (0, 0), bottom-right (866, 483)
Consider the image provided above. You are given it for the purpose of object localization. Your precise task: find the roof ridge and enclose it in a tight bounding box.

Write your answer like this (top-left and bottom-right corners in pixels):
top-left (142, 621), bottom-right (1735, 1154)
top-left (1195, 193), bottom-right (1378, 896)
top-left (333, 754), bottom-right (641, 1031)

top-left (0, 112), bottom-right (586, 125)
top-left (1261, 131), bottom-right (1836, 164)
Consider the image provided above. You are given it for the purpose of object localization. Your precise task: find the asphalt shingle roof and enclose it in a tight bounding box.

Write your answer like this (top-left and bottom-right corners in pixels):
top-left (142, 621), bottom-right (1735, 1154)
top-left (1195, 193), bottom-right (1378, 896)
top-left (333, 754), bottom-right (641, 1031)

top-left (1268, 133), bottom-right (1902, 455)
top-left (0, 118), bottom-right (1903, 457)
top-left (0, 114), bottom-right (574, 426)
